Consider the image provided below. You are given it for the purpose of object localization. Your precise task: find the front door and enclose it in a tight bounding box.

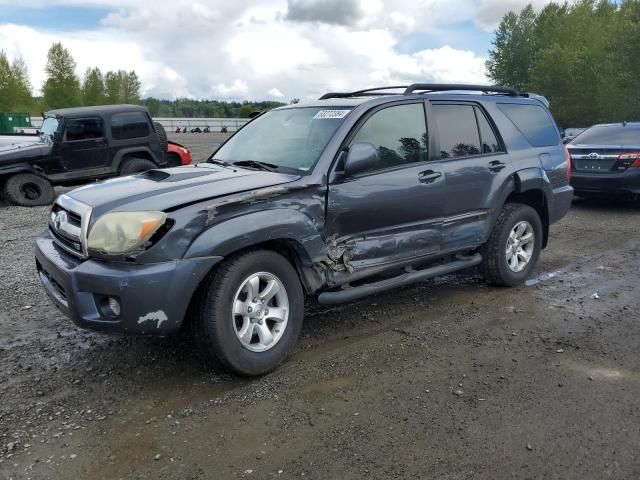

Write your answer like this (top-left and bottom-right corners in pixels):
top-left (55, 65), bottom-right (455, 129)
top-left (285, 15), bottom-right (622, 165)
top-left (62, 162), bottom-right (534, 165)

top-left (61, 116), bottom-right (110, 171)
top-left (326, 102), bottom-right (444, 272)
top-left (431, 102), bottom-right (512, 250)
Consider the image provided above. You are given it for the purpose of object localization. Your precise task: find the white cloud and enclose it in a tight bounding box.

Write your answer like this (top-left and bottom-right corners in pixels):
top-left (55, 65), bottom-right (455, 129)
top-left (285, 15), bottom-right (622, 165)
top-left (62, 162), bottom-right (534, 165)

top-left (0, 0), bottom-right (527, 101)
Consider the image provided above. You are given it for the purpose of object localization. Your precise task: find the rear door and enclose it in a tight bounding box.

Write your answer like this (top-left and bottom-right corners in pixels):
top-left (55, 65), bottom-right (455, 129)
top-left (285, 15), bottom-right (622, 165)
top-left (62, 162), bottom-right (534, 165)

top-left (60, 116), bottom-right (109, 171)
top-left (326, 102), bottom-right (445, 272)
top-left (431, 102), bottom-right (511, 250)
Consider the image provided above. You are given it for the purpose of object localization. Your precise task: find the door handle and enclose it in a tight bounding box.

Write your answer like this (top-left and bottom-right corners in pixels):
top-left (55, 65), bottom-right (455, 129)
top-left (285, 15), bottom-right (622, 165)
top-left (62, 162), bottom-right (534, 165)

top-left (488, 160), bottom-right (506, 173)
top-left (418, 170), bottom-right (442, 184)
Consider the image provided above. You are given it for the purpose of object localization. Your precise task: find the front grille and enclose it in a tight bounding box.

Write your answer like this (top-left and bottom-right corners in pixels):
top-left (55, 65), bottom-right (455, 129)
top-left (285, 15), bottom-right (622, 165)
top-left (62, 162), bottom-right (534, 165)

top-left (49, 195), bottom-right (92, 259)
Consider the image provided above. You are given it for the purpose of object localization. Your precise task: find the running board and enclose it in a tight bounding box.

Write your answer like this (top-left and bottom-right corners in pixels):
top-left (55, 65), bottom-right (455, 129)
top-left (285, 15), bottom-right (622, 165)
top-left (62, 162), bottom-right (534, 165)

top-left (317, 253), bottom-right (482, 305)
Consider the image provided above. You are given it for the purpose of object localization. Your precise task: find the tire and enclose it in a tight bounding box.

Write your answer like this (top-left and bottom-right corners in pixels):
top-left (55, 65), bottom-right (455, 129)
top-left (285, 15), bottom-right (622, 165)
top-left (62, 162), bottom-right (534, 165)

top-left (2, 173), bottom-right (55, 207)
top-left (194, 250), bottom-right (304, 376)
top-left (479, 203), bottom-right (543, 287)
top-left (153, 121), bottom-right (168, 153)
top-left (119, 158), bottom-right (157, 175)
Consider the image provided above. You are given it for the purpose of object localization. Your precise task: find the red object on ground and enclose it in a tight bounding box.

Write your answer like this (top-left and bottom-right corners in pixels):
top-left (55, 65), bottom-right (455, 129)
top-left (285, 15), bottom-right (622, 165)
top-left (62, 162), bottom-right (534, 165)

top-left (167, 140), bottom-right (192, 166)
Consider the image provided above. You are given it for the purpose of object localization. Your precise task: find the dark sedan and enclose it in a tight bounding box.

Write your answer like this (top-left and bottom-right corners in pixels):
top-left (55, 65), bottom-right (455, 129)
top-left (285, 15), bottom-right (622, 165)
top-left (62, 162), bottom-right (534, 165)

top-left (569, 122), bottom-right (640, 198)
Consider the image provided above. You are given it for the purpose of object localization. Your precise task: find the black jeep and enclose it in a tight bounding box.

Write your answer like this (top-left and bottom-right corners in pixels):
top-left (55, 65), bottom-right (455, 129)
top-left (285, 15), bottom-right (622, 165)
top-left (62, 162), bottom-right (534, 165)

top-left (35, 84), bottom-right (573, 375)
top-left (0, 105), bottom-right (168, 206)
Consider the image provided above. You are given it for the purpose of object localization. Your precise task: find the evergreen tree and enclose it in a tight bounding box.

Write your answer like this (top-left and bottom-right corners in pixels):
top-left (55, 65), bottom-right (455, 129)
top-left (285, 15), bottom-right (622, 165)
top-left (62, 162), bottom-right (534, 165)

top-left (10, 56), bottom-right (33, 110)
top-left (121, 71), bottom-right (141, 104)
top-left (42, 42), bottom-right (81, 108)
top-left (104, 70), bottom-right (122, 104)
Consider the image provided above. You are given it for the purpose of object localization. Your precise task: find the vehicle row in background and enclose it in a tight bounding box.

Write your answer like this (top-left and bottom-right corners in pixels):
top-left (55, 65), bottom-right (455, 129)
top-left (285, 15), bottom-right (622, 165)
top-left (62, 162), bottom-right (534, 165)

top-left (0, 105), bottom-right (191, 207)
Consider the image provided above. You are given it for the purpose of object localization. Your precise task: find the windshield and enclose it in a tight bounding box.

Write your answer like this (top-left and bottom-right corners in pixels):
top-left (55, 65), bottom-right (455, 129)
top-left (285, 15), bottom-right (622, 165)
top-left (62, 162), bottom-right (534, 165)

top-left (40, 117), bottom-right (59, 137)
top-left (212, 107), bottom-right (352, 172)
top-left (571, 124), bottom-right (640, 145)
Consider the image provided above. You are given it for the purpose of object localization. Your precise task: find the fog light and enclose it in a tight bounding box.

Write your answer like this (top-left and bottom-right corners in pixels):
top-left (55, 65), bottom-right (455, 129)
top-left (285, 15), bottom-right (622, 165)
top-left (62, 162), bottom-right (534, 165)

top-left (107, 297), bottom-right (121, 317)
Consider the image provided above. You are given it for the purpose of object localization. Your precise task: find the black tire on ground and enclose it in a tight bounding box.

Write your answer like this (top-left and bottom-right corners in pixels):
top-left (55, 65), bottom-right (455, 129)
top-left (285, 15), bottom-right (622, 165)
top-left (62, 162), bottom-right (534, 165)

top-left (193, 250), bottom-right (304, 376)
top-left (166, 152), bottom-right (182, 167)
top-left (153, 121), bottom-right (168, 153)
top-left (119, 158), bottom-right (157, 175)
top-left (2, 173), bottom-right (55, 207)
top-left (479, 203), bottom-right (543, 287)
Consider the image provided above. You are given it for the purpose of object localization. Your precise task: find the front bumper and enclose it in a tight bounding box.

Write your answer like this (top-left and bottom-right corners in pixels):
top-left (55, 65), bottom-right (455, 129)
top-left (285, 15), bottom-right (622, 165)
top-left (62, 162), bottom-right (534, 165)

top-left (35, 231), bottom-right (222, 335)
top-left (571, 170), bottom-right (640, 196)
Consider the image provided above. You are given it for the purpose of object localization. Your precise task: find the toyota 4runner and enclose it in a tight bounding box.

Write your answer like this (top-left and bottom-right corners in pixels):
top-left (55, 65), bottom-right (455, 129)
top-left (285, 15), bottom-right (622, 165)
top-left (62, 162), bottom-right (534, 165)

top-left (35, 84), bottom-right (573, 375)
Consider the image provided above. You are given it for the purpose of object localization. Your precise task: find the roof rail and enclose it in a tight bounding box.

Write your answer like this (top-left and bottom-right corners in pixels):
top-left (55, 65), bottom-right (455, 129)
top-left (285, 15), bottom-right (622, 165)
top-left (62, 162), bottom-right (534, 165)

top-left (403, 83), bottom-right (519, 96)
top-left (319, 86), bottom-right (407, 100)
top-left (319, 84), bottom-right (522, 100)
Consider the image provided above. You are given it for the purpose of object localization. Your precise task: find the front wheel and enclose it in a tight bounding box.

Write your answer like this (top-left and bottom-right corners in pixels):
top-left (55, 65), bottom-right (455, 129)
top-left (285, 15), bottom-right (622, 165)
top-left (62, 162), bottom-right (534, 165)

top-left (194, 250), bottom-right (304, 376)
top-left (3, 173), bottom-right (55, 207)
top-left (479, 203), bottom-right (543, 286)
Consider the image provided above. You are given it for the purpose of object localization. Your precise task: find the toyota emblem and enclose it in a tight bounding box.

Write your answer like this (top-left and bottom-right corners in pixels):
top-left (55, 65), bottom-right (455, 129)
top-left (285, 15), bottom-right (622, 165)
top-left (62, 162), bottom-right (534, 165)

top-left (588, 152), bottom-right (600, 159)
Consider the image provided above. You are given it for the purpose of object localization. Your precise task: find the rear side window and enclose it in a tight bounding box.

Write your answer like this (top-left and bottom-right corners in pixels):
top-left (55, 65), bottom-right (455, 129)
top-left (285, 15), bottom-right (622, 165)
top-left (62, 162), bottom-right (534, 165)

top-left (433, 104), bottom-right (481, 158)
top-left (477, 109), bottom-right (501, 153)
top-left (111, 112), bottom-right (150, 140)
top-left (350, 103), bottom-right (428, 173)
top-left (65, 117), bottom-right (103, 141)
top-left (498, 103), bottom-right (559, 147)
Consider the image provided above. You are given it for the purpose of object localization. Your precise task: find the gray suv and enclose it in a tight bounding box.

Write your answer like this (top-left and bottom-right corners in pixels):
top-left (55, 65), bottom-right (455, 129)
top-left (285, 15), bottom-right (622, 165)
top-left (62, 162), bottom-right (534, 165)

top-left (35, 84), bottom-right (573, 375)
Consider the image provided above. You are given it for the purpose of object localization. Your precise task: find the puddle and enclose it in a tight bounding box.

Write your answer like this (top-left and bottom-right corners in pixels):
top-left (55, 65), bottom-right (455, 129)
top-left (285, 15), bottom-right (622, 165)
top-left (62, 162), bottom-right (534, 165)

top-left (526, 270), bottom-right (562, 286)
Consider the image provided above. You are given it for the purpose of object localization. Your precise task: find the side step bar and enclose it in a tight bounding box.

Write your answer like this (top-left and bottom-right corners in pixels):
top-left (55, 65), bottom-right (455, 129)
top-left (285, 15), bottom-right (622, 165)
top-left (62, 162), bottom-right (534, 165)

top-left (317, 253), bottom-right (482, 305)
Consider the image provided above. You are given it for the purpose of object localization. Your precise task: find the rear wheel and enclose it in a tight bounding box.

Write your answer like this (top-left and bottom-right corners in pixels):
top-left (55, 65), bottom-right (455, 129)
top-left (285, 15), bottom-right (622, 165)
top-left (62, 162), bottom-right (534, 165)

top-left (119, 158), bottom-right (157, 175)
top-left (193, 250), bottom-right (304, 376)
top-left (3, 173), bottom-right (55, 207)
top-left (479, 203), bottom-right (542, 286)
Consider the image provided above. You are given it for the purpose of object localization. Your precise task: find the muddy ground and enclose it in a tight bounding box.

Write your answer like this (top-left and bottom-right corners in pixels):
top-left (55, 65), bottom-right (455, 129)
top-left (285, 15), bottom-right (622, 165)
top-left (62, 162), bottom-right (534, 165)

top-left (1, 137), bottom-right (639, 479)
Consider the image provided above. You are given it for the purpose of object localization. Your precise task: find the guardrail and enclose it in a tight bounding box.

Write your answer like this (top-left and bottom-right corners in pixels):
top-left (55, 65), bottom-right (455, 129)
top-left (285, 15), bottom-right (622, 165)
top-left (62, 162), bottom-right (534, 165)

top-left (29, 117), bottom-right (250, 132)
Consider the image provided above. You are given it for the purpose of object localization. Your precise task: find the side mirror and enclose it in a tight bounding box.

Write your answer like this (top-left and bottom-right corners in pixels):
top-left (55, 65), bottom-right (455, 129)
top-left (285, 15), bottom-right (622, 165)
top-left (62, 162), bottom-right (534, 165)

top-left (344, 143), bottom-right (378, 177)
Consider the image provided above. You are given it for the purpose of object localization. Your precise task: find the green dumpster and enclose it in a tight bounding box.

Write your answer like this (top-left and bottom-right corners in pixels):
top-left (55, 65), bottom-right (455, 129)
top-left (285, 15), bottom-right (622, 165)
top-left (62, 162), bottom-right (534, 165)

top-left (0, 112), bottom-right (33, 133)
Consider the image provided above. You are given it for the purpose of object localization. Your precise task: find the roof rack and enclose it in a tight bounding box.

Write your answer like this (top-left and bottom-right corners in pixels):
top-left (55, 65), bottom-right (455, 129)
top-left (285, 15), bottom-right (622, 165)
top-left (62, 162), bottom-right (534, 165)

top-left (319, 83), bottom-right (521, 100)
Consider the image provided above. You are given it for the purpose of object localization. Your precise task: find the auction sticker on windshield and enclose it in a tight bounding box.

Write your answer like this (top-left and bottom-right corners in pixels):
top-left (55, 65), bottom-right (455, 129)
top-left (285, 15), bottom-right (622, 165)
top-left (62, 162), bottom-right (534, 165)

top-left (314, 110), bottom-right (351, 119)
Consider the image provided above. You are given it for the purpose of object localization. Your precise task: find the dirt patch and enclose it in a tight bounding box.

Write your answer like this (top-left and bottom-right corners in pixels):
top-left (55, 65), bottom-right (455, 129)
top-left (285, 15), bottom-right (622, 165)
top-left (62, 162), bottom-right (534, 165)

top-left (1, 197), bottom-right (640, 479)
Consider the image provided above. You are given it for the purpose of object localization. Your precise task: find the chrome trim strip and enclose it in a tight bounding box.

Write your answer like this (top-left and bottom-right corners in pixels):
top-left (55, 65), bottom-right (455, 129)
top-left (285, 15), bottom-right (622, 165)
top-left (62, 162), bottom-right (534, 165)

top-left (52, 194), bottom-right (93, 259)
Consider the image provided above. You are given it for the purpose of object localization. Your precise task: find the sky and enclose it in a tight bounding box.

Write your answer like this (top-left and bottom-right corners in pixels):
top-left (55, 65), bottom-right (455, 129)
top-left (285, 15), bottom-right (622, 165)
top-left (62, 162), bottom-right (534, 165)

top-left (0, 0), bottom-right (548, 101)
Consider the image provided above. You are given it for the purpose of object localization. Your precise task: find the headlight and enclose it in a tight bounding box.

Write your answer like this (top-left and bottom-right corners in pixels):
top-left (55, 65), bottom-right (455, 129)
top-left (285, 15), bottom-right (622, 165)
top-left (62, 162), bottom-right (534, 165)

top-left (87, 211), bottom-right (167, 255)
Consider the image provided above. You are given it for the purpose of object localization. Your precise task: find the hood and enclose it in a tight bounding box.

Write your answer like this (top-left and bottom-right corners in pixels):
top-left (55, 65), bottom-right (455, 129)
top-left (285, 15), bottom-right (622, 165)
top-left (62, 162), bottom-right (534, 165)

top-left (66, 163), bottom-right (300, 215)
top-left (0, 138), bottom-right (50, 163)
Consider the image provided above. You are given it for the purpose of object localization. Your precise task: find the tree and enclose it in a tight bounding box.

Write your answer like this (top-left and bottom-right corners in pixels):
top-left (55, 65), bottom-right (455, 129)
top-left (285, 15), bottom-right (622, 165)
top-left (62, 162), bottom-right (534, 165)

top-left (486, 5), bottom-right (538, 91)
top-left (104, 70), bottom-right (122, 104)
top-left (42, 42), bottom-right (81, 108)
top-left (238, 103), bottom-right (255, 118)
top-left (121, 71), bottom-right (141, 104)
top-left (10, 57), bottom-right (32, 110)
top-left (82, 67), bottom-right (105, 106)
top-left (0, 51), bottom-right (11, 111)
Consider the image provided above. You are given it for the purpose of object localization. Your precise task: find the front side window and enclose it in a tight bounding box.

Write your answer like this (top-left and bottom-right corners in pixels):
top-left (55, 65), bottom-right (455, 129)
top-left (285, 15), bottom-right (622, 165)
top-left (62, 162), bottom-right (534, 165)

top-left (65, 117), bottom-right (103, 142)
top-left (433, 104), bottom-right (481, 159)
top-left (213, 107), bottom-right (352, 173)
top-left (111, 112), bottom-right (150, 140)
top-left (349, 103), bottom-right (428, 174)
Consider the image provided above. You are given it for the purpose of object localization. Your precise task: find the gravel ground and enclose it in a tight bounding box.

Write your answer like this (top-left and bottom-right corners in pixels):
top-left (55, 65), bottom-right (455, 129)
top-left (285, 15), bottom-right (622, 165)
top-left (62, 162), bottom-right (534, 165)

top-left (1, 143), bottom-right (639, 479)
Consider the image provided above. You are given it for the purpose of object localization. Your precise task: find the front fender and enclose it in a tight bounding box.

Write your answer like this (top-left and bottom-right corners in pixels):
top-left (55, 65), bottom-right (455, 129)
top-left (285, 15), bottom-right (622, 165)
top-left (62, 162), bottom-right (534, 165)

top-left (0, 163), bottom-right (40, 178)
top-left (184, 209), bottom-right (327, 263)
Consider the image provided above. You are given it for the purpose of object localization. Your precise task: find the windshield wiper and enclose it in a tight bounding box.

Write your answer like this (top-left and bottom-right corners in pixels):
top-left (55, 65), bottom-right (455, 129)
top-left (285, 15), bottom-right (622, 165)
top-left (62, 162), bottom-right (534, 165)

top-left (207, 158), bottom-right (232, 167)
top-left (231, 160), bottom-right (279, 172)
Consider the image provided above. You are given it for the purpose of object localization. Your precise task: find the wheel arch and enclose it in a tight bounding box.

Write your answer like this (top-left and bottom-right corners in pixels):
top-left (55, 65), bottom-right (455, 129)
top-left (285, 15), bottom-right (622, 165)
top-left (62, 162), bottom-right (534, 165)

top-left (113, 147), bottom-right (159, 172)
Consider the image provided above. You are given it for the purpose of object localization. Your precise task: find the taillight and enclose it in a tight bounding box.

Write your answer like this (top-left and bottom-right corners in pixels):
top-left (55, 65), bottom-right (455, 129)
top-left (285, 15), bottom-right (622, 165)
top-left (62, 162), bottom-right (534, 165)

top-left (563, 145), bottom-right (571, 180)
top-left (617, 152), bottom-right (640, 168)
